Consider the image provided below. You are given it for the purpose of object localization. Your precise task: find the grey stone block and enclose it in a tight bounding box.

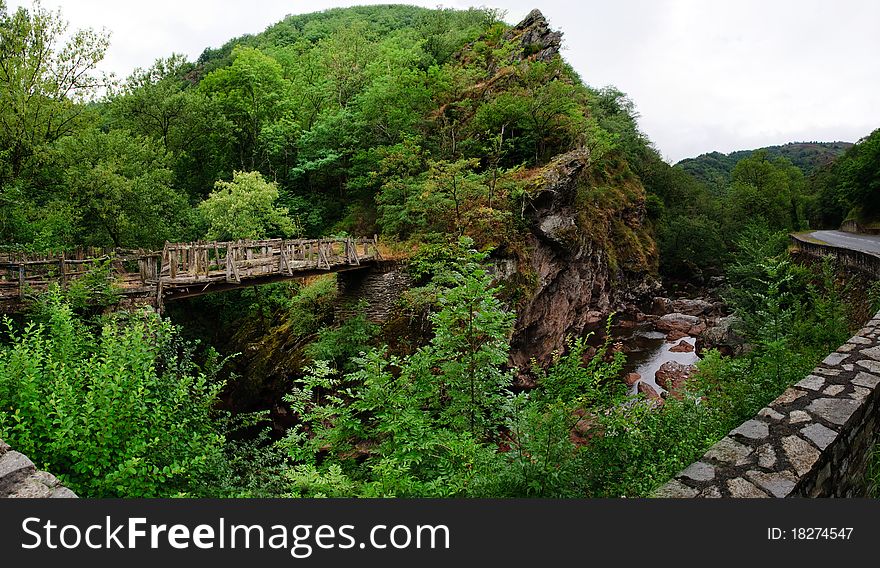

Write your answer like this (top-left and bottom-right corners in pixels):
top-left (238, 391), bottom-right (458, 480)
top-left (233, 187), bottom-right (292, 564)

top-left (774, 388), bottom-right (806, 406)
top-left (757, 444), bottom-right (777, 469)
top-left (853, 371), bottom-right (880, 389)
top-left (727, 477), bottom-right (768, 498)
top-left (758, 407), bottom-right (784, 421)
top-left (746, 470), bottom-right (797, 498)
top-left (653, 480), bottom-right (698, 498)
top-left (704, 437), bottom-right (754, 467)
top-left (6, 475), bottom-right (54, 498)
top-left (822, 352), bottom-right (850, 366)
top-left (805, 398), bottom-right (860, 427)
top-left (861, 345), bottom-right (880, 360)
top-left (681, 461), bottom-right (715, 482)
top-left (789, 410), bottom-right (811, 424)
top-left (782, 435), bottom-right (821, 476)
top-left (732, 419), bottom-right (769, 440)
top-left (50, 487), bottom-right (78, 499)
top-left (849, 386), bottom-right (871, 401)
top-left (823, 385), bottom-right (845, 396)
top-left (0, 451), bottom-right (37, 495)
top-left (795, 375), bottom-right (825, 391)
top-left (856, 359), bottom-right (880, 374)
top-left (800, 423), bottom-right (838, 451)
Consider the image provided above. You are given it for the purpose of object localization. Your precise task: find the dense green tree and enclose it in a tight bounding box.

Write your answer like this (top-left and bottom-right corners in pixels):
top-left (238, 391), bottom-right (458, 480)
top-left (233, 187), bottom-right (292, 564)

top-left (0, 0), bottom-right (108, 181)
top-left (108, 55), bottom-right (234, 198)
top-left (837, 129), bottom-right (880, 221)
top-left (50, 128), bottom-right (192, 248)
top-left (198, 170), bottom-right (298, 240)
top-left (199, 46), bottom-right (293, 172)
top-left (283, 240), bottom-right (515, 497)
top-left (726, 150), bottom-right (806, 232)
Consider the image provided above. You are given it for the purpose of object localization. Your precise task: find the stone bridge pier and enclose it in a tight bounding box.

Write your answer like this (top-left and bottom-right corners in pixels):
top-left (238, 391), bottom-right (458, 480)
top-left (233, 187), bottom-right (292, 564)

top-left (336, 261), bottom-right (413, 323)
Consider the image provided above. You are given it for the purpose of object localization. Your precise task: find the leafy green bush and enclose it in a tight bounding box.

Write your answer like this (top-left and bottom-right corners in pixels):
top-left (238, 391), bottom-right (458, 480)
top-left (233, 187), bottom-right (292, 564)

top-left (306, 303), bottom-right (377, 371)
top-left (0, 290), bottom-right (229, 497)
top-left (282, 238), bottom-right (514, 497)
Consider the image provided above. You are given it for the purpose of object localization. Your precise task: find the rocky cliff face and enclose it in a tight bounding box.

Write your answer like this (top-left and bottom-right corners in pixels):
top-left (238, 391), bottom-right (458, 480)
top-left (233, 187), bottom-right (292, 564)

top-left (506, 150), bottom-right (659, 373)
top-left (504, 9), bottom-right (563, 63)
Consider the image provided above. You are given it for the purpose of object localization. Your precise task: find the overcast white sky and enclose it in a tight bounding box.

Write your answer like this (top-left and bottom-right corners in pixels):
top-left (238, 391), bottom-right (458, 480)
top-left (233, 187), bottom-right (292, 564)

top-left (10, 0), bottom-right (880, 162)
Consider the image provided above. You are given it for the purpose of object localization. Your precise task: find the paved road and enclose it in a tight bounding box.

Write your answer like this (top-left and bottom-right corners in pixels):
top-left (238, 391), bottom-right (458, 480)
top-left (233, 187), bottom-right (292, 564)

top-left (809, 230), bottom-right (880, 255)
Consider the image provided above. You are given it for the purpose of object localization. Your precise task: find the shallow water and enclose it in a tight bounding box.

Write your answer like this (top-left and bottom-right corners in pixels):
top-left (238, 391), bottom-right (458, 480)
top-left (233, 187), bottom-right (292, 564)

top-left (617, 324), bottom-right (700, 395)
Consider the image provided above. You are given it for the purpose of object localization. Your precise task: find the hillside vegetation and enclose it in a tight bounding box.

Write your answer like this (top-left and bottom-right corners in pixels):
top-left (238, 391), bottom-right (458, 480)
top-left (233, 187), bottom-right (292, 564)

top-left (677, 142), bottom-right (852, 195)
top-left (0, 2), bottom-right (875, 498)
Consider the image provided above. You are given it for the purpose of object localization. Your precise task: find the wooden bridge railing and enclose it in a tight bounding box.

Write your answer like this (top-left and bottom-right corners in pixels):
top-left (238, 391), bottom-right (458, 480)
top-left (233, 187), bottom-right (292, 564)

top-left (0, 237), bottom-right (380, 309)
top-left (158, 237), bottom-right (379, 284)
top-left (0, 247), bottom-right (154, 300)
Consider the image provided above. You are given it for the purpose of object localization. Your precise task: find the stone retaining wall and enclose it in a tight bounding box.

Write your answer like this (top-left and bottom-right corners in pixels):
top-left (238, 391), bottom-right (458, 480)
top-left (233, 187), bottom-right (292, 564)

top-left (654, 311), bottom-right (880, 498)
top-left (790, 234), bottom-right (880, 275)
top-left (0, 438), bottom-right (77, 498)
top-left (336, 261), bottom-right (412, 323)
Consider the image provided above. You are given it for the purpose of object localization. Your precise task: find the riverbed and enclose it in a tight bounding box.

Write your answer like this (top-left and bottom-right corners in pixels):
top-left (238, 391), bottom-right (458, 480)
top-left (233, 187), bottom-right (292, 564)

top-left (616, 323), bottom-right (700, 396)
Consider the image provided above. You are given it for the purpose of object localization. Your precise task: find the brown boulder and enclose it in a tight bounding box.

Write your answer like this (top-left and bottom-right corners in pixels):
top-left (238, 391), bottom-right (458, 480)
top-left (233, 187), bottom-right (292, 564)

top-left (654, 361), bottom-right (696, 398)
top-left (666, 330), bottom-right (689, 342)
top-left (650, 297), bottom-right (672, 315)
top-left (671, 298), bottom-right (714, 317)
top-left (638, 381), bottom-right (664, 406)
top-left (624, 372), bottom-right (642, 386)
top-left (655, 313), bottom-right (701, 334)
top-left (669, 340), bottom-right (695, 353)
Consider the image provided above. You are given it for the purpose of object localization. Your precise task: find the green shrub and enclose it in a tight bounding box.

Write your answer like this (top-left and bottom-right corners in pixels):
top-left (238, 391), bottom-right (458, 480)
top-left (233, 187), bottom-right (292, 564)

top-left (0, 290), bottom-right (229, 497)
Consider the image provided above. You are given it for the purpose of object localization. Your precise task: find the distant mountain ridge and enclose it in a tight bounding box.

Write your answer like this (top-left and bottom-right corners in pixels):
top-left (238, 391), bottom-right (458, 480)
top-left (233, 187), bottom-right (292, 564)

top-left (676, 141), bottom-right (853, 191)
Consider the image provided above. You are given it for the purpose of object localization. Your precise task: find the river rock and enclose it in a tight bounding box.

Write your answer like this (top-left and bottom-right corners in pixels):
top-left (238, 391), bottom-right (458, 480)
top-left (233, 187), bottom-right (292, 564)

top-left (671, 298), bottom-right (714, 316)
top-left (624, 372), bottom-right (641, 386)
top-left (650, 297), bottom-right (672, 315)
top-left (698, 315), bottom-right (745, 356)
top-left (655, 361), bottom-right (696, 397)
top-left (656, 313), bottom-right (701, 334)
top-left (669, 340), bottom-right (694, 353)
top-left (666, 330), bottom-right (689, 342)
top-left (638, 381), bottom-right (664, 405)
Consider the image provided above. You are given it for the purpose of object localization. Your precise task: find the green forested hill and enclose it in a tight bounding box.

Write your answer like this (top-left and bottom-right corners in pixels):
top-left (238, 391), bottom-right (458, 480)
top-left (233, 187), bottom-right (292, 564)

top-left (676, 141), bottom-right (852, 195)
top-left (1, 2), bottom-right (664, 264)
top-left (1, 1), bottom-right (872, 500)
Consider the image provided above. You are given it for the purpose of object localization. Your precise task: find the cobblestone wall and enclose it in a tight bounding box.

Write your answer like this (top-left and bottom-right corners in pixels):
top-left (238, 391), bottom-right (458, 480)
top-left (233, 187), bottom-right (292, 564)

top-left (654, 311), bottom-right (880, 498)
top-left (336, 262), bottom-right (412, 322)
top-left (0, 438), bottom-right (77, 498)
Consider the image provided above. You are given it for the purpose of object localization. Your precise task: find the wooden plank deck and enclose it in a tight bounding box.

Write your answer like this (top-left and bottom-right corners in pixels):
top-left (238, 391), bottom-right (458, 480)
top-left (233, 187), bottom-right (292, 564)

top-left (0, 237), bottom-right (380, 313)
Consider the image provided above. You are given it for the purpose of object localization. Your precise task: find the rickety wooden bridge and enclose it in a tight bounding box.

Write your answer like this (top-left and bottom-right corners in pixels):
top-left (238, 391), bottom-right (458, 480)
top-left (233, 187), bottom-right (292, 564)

top-left (0, 237), bottom-right (380, 313)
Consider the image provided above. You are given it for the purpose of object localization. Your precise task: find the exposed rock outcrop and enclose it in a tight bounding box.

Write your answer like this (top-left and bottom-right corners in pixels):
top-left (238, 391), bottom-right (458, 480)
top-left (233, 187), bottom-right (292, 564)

top-left (656, 313), bottom-right (704, 335)
top-left (0, 438), bottom-right (76, 498)
top-left (507, 149), bottom-right (659, 371)
top-left (624, 372), bottom-right (642, 386)
top-left (671, 298), bottom-right (715, 317)
top-left (698, 315), bottom-right (745, 356)
top-left (669, 340), bottom-right (695, 353)
top-left (638, 381), bottom-right (664, 405)
top-left (504, 9), bottom-right (563, 63)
